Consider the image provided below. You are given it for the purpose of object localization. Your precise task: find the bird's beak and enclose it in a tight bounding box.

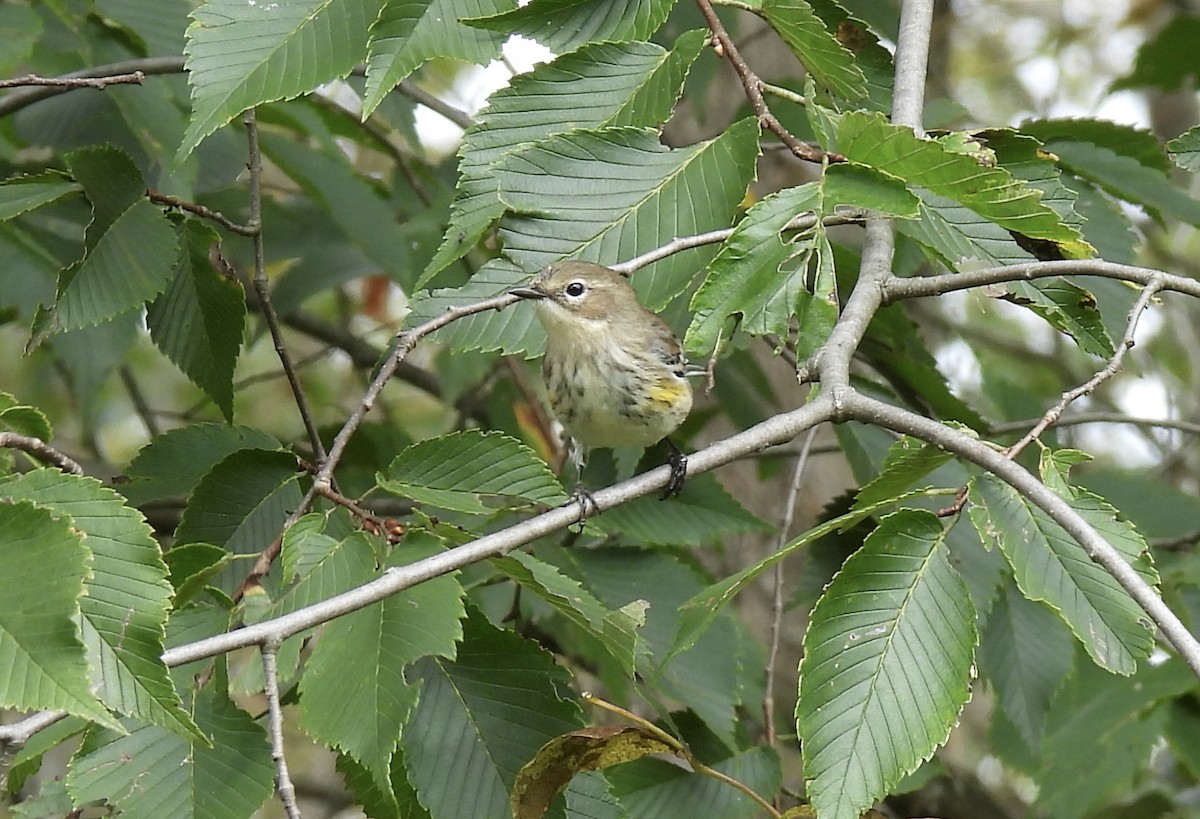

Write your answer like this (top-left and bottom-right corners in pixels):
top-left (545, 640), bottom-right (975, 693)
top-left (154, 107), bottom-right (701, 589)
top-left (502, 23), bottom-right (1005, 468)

top-left (509, 285), bottom-right (546, 300)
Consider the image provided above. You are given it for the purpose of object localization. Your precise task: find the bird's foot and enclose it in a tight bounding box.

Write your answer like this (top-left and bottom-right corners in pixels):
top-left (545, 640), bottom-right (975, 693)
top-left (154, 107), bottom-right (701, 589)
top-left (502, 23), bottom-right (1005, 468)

top-left (568, 483), bottom-right (599, 531)
top-left (660, 441), bottom-right (687, 500)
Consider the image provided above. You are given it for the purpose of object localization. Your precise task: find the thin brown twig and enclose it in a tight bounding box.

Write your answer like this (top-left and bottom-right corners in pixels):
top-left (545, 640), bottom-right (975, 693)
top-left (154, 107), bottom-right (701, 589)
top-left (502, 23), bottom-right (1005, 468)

top-left (243, 109), bottom-right (327, 463)
top-left (314, 292), bottom-right (524, 489)
top-left (694, 0), bottom-right (842, 165)
top-left (261, 642), bottom-right (303, 819)
top-left (146, 188), bottom-right (257, 236)
top-left (312, 482), bottom-right (380, 523)
top-left (233, 291), bottom-right (523, 595)
top-left (0, 432), bottom-right (85, 475)
top-left (0, 56), bottom-right (476, 131)
top-left (0, 71), bottom-right (144, 89)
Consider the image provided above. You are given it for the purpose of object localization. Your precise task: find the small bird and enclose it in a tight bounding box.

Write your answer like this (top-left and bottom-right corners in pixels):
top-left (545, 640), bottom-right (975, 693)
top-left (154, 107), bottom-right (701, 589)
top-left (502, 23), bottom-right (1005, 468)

top-left (510, 260), bottom-right (693, 502)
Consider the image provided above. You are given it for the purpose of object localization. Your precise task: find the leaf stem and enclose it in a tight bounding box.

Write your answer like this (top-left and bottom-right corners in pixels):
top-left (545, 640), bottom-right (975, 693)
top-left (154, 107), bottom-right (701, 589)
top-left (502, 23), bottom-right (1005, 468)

top-left (582, 693), bottom-right (783, 818)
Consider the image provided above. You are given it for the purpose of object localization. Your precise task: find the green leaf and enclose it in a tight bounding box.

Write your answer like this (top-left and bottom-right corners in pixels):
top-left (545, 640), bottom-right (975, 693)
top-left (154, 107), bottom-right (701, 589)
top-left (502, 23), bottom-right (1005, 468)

top-left (337, 749), bottom-right (431, 819)
top-left (412, 257), bottom-right (548, 356)
top-left (122, 423), bottom-right (282, 505)
top-left (801, 0), bottom-right (893, 109)
top-left (228, 515), bottom-right (377, 696)
top-left (422, 32), bottom-right (706, 284)
top-left (686, 163), bottom-right (915, 359)
top-left (823, 161), bottom-right (919, 216)
top-left (895, 186), bottom-right (1109, 355)
top-left (173, 448), bottom-right (303, 556)
top-left (0, 174), bottom-right (82, 221)
top-left (1078, 468), bottom-right (1200, 543)
top-left (978, 583), bottom-right (1073, 752)
top-left (67, 675), bottom-right (275, 818)
top-left (10, 779), bottom-right (74, 818)
top-left (261, 133), bottom-right (421, 286)
top-left (0, 501), bottom-right (120, 730)
top-left (967, 466), bottom-right (1156, 675)
top-left (65, 145), bottom-right (146, 237)
top-left (1036, 138), bottom-right (1200, 226)
top-left (5, 716), bottom-right (88, 798)
top-left (1110, 15), bottom-right (1200, 91)
top-left (496, 119), bottom-right (761, 309)
top-left (853, 435), bottom-right (953, 510)
top-left (1021, 118), bottom-right (1170, 172)
top-left (299, 533), bottom-right (466, 791)
top-left (402, 609), bottom-right (583, 819)
top-left (898, 191), bottom-right (1032, 268)
top-left (1069, 173), bottom-right (1138, 265)
top-left (836, 111), bottom-right (1089, 249)
top-left (1167, 125), bottom-right (1200, 173)
top-left (54, 199), bottom-right (179, 330)
top-left (163, 543), bottom-right (232, 608)
top-left (1035, 659), bottom-right (1196, 819)
top-left (758, 0), bottom-right (867, 101)
top-left (362, 0), bottom-right (515, 116)
top-left (180, 0), bottom-right (384, 160)
top-left (0, 470), bottom-right (202, 742)
top-left (608, 747), bottom-right (781, 819)
top-left (146, 221), bottom-right (245, 421)
top-left (597, 471), bottom-right (773, 546)
top-left (672, 490), bottom-right (944, 660)
top-left (491, 550), bottom-right (648, 676)
top-left (0, 391), bottom-right (53, 441)
top-left (685, 183), bottom-right (823, 358)
top-left (562, 547), bottom-right (748, 741)
top-left (860, 307), bottom-right (987, 428)
top-left (1039, 451), bottom-right (1159, 580)
top-left (0, 2), bottom-right (41, 75)
top-left (378, 428), bottom-right (567, 513)
top-left (465, 0), bottom-right (674, 54)
top-left (981, 127), bottom-right (1091, 260)
top-left (797, 510), bottom-right (976, 819)
top-left (1002, 279), bottom-right (1113, 357)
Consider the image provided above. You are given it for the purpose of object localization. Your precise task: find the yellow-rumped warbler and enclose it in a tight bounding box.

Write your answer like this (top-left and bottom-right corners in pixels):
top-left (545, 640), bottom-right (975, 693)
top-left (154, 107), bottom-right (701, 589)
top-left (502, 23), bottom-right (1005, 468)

top-left (510, 260), bottom-right (693, 498)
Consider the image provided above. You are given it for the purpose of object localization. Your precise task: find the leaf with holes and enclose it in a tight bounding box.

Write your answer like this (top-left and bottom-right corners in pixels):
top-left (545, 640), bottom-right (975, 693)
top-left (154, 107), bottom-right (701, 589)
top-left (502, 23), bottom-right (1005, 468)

top-left (797, 509), bottom-right (976, 819)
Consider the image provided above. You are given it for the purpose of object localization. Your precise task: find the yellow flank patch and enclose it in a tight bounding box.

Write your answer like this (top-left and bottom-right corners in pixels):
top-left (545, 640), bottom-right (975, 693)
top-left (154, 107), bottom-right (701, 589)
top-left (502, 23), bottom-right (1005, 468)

top-left (647, 379), bottom-right (688, 410)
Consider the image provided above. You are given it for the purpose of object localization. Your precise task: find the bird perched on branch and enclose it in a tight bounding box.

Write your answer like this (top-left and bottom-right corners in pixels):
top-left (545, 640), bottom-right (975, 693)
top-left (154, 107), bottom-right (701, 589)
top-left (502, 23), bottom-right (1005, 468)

top-left (510, 260), bottom-right (693, 503)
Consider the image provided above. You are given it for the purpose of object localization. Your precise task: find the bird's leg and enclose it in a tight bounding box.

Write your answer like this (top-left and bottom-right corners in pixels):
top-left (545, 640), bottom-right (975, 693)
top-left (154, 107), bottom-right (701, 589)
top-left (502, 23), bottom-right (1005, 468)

top-left (661, 439), bottom-right (688, 499)
top-left (566, 438), bottom-right (598, 528)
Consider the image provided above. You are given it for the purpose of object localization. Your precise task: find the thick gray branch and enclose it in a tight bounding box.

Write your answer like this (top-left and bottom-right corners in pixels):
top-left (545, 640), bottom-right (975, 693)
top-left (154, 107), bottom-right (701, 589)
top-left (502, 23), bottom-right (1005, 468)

top-left (841, 392), bottom-right (1200, 677)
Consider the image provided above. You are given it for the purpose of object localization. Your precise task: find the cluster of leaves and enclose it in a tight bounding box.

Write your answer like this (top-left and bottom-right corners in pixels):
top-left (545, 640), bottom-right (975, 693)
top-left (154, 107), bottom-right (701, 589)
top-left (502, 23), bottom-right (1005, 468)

top-left (3, 1), bottom-right (1200, 819)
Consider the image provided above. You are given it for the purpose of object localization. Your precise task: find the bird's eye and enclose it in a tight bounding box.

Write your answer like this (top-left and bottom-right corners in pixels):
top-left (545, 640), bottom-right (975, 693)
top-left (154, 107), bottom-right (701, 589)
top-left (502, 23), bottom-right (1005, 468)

top-left (565, 280), bottom-right (587, 298)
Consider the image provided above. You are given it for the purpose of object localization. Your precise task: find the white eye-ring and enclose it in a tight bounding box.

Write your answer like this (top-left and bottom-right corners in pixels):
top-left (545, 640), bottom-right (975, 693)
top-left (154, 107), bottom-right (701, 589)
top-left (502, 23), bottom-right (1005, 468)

top-left (564, 280), bottom-right (587, 299)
